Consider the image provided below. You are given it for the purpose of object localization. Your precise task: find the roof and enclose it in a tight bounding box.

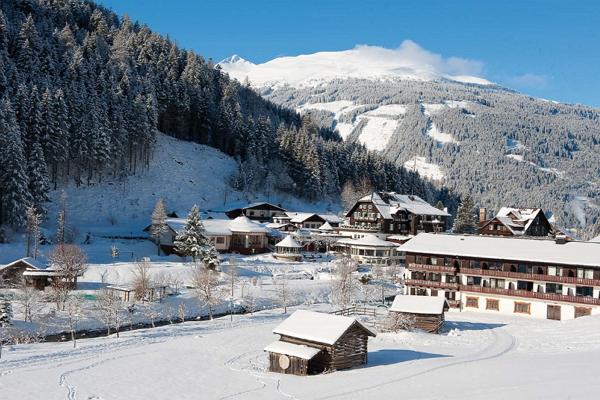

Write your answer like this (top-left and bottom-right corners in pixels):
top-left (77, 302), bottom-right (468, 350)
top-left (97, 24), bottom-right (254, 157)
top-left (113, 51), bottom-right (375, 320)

top-left (272, 310), bottom-right (375, 345)
top-left (276, 235), bottom-right (303, 248)
top-left (229, 216), bottom-right (268, 233)
top-left (484, 207), bottom-right (548, 235)
top-left (336, 235), bottom-right (398, 248)
top-left (1, 257), bottom-right (47, 271)
top-left (286, 212), bottom-right (343, 224)
top-left (589, 235), bottom-right (600, 243)
top-left (390, 295), bottom-right (449, 315)
top-left (351, 192), bottom-right (449, 219)
top-left (400, 233), bottom-right (600, 268)
top-left (244, 202), bottom-right (286, 211)
top-left (264, 340), bottom-right (321, 360)
top-left (202, 219), bottom-right (234, 236)
top-left (319, 221), bottom-right (334, 231)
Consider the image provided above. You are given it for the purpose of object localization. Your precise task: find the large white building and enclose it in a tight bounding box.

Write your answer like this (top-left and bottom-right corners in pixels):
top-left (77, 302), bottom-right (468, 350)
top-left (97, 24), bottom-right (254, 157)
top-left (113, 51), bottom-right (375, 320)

top-left (402, 233), bottom-right (600, 320)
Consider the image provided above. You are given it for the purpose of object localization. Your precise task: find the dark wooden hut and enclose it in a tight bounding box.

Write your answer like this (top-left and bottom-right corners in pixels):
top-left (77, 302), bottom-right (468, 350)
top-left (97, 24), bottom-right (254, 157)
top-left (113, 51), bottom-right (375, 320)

top-left (389, 295), bottom-right (449, 334)
top-left (265, 310), bottom-right (376, 375)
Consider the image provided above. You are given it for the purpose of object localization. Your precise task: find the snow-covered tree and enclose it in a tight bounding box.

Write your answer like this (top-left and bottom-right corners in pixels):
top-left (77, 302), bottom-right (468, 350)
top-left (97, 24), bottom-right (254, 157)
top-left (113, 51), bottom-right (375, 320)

top-left (16, 285), bottom-right (42, 323)
top-left (174, 205), bottom-right (213, 263)
top-left (0, 301), bottom-right (13, 360)
top-left (452, 195), bottom-right (476, 234)
top-left (150, 198), bottom-right (168, 255)
top-left (65, 294), bottom-right (83, 348)
top-left (275, 267), bottom-right (293, 314)
top-left (96, 288), bottom-right (125, 337)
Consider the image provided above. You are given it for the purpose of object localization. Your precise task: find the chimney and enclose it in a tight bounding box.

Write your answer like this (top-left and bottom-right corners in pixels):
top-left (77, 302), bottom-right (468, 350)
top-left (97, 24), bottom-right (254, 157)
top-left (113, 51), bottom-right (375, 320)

top-left (479, 207), bottom-right (487, 223)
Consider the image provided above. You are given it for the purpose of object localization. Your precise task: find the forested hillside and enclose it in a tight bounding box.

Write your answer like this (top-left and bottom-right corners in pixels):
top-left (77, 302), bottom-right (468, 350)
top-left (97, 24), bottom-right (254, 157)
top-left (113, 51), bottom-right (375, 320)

top-left (221, 55), bottom-right (600, 232)
top-left (0, 0), bottom-right (451, 228)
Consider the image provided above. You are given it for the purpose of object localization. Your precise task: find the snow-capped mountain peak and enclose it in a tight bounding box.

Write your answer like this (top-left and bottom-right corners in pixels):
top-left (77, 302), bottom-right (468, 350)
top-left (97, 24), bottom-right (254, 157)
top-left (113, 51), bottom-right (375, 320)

top-left (218, 41), bottom-right (492, 88)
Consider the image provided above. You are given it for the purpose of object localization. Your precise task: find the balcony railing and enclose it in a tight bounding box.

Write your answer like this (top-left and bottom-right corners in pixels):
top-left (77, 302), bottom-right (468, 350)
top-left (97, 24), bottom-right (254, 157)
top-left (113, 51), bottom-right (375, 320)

top-left (460, 268), bottom-right (600, 287)
top-left (408, 263), bottom-right (456, 273)
top-left (405, 279), bottom-right (459, 290)
top-left (339, 224), bottom-right (381, 232)
top-left (460, 285), bottom-right (600, 306)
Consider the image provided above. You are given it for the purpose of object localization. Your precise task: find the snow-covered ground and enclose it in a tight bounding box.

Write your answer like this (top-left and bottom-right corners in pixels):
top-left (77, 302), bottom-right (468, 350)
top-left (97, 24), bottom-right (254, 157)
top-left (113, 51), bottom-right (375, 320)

top-left (2, 307), bottom-right (600, 400)
top-left (403, 156), bottom-right (445, 181)
top-left (425, 123), bottom-right (459, 145)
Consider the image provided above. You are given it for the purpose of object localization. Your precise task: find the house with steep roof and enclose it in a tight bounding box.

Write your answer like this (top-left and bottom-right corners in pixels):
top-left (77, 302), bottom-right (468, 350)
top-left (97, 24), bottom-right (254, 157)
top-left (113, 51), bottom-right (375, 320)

top-left (478, 207), bottom-right (553, 237)
top-left (264, 310), bottom-right (375, 375)
top-left (224, 202), bottom-right (287, 223)
top-left (340, 192), bottom-right (449, 239)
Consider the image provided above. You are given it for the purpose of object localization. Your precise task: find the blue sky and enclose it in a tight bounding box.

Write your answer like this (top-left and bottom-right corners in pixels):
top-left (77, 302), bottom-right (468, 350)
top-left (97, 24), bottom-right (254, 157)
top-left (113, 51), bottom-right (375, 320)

top-left (97, 0), bottom-right (600, 107)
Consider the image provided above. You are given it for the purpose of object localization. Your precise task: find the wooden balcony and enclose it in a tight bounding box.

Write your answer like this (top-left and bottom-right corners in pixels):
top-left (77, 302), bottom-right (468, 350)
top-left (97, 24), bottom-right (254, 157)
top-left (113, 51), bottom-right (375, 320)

top-left (460, 267), bottom-right (600, 287)
top-left (408, 263), bottom-right (456, 273)
top-left (405, 279), bottom-right (459, 290)
top-left (460, 285), bottom-right (600, 306)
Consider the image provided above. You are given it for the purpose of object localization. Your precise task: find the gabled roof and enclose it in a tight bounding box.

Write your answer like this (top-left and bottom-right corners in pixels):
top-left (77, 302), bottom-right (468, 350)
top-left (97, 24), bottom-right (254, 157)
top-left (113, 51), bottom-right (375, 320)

top-left (494, 207), bottom-right (548, 235)
top-left (319, 221), bottom-right (334, 231)
top-left (229, 216), bottom-right (268, 233)
top-left (243, 202), bottom-right (286, 211)
top-left (349, 192), bottom-right (449, 219)
top-left (1, 257), bottom-right (47, 271)
top-left (400, 233), bottom-right (600, 267)
top-left (163, 217), bottom-right (267, 236)
top-left (272, 310), bottom-right (375, 345)
top-left (276, 235), bottom-right (303, 248)
top-left (286, 212), bottom-right (343, 224)
top-left (390, 295), bottom-right (449, 315)
top-left (590, 235), bottom-right (600, 243)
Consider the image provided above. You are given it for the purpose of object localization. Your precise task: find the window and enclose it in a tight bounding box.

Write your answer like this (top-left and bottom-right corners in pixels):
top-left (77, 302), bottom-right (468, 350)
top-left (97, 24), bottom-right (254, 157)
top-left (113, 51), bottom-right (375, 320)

top-left (575, 307), bottom-right (592, 318)
top-left (431, 257), bottom-right (438, 265)
top-left (466, 297), bottom-right (479, 308)
top-left (576, 286), bottom-right (593, 297)
top-left (216, 237), bottom-right (225, 244)
top-left (431, 289), bottom-right (438, 297)
top-left (517, 281), bottom-right (533, 291)
top-left (546, 283), bottom-right (563, 295)
top-left (466, 276), bottom-right (482, 286)
top-left (486, 299), bottom-right (499, 311)
top-left (248, 210), bottom-right (255, 216)
top-left (489, 278), bottom-right (505, 289)
top-left (547, 266), bottom-right (557, 276)
top-left (514, 302), bottom-right (531, 314)
top-left (585, 269), bottom-right (594, 279)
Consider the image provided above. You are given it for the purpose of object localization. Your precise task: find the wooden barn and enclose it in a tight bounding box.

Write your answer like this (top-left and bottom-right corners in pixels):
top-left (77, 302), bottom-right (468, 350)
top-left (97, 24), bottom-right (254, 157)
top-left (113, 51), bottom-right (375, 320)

top-left (389, 295), bottom-right (449, 334)
top-left (264, 310), bottom-right (375, 375)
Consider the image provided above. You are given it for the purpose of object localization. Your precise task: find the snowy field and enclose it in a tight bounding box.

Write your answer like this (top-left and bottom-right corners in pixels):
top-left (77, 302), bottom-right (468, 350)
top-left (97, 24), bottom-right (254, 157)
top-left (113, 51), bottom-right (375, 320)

top-left (2, 307), bottom-right (600, 399)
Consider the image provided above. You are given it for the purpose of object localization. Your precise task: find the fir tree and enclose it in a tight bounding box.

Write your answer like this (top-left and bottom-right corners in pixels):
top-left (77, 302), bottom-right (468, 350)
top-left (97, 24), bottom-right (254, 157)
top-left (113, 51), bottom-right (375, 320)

top-left (174, 205), bottom-right (212, 262)
top-left (452, 195), bottom-right (476, 234)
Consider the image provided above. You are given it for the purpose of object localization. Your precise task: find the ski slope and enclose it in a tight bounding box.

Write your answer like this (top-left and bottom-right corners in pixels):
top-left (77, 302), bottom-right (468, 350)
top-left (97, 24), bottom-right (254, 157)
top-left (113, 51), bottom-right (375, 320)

top-left (2, 309), bottom-right (600, 399)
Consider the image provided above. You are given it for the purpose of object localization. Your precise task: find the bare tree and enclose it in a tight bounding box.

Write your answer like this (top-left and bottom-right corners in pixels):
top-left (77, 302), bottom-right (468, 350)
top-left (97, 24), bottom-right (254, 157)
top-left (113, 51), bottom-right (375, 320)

top-left (49, 244), bottom-right (87, 288)
top-left (16, 284), bottom-right (43, 323)
top-left (65, 295), bottom-right (83, 348)
top-left (96, 289), bottom-right (124, 337)
top-left (178, 303), bottom-right (186, 323)
top-left (144, 305), bottom-right (159, 328)
top-left (226, 259), bottom-right (238, 321)
top-left (275, 267), bottom-right (292, 314)
top-left (340, 177), bottom-right (373, 211)
top-left (190, 263), bottom-right (225, 320)
top-left (131, 258), bottom-right (153, 302)
top-left (386, 312), bottom-right (416, 332)
top-left (150, 198), bottom-right (168, 256)
top-left (330, 257), bottom-right (358, 310)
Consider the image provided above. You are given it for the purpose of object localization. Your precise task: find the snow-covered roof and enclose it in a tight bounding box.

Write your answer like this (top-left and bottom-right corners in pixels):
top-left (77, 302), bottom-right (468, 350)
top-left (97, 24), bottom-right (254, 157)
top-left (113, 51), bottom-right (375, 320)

top-left (22, 270), bottom-right (63, 277)
top-left (590, 235), bottom-right (600, 243)
top-left (319, 221), bottom-right (334, 231)
top-left (202, 219), bottom-right (234, 236)
top-left (286, 212), bottom-right (343, 224)
top-left (272, 310), bottom-right (375, 345)
top-left (276, 235), bottom-right (303, 248)
top-left (1, 257), bottom-right (47, 271)
top-left (487, 207), bottom-right (547, 235)
top-left (244, 202), bottom-right (286, 211)
top-left (336, 235), bottom-right (398, 248)
top-left (400, 233), bottom-right (600, 268)
top-left (390, 295), bottom-right (449, 315)
top-left (354, 192), bottom-right (449, 218)
top-left (263, 340), bottom-right (321, 360)
top-left (229, 216), bottom-right (268, 233)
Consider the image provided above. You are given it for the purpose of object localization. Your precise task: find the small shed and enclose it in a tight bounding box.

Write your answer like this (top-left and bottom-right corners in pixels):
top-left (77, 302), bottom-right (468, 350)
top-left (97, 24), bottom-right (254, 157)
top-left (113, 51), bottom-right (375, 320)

top-left (389, 295), bottom-right (449, 334)
top-left (273, 235), bottom-right (303, 261)
top-left (0, 257), bottom-right (46, 287)
top-left (265, 310), bottom-right (375, 375)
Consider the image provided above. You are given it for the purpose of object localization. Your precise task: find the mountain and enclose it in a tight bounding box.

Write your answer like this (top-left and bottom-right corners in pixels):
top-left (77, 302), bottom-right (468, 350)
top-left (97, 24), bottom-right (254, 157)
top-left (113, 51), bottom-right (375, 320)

top-left (219, 46), bottom-right (600, 232)
top-left (0, 0), bottom-right (450, 228)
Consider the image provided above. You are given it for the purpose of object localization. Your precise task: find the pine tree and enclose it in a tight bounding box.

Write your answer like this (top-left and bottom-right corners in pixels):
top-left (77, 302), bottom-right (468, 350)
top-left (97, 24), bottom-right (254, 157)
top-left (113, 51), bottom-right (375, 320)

top-left (27, 139), bottom-right (49, 209)
top-left (174, 205), bottom-right (212, 262)
top-left (452, 195), bottom-right (476, 234)
top-left (150, 198), bottom-right (168, 255)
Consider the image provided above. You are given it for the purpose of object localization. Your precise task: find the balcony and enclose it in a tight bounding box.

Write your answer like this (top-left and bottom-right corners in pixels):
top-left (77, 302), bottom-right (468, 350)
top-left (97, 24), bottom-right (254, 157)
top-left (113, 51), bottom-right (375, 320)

top-left (339, 224), bottom-right (381, 232)
top-left (460, 285), bottom-right (600, 306)
top-left (460, 267), bottom-right (600, 287)
top-left (408, 263), bottom-right (456, 274)
top-left (405, 279), bottom-right (459, 290)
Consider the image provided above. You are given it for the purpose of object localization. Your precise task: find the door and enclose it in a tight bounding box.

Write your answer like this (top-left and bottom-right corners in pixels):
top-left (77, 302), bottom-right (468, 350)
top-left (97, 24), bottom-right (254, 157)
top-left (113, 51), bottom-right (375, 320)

top-left (547, 305), bottom-right (561, 320)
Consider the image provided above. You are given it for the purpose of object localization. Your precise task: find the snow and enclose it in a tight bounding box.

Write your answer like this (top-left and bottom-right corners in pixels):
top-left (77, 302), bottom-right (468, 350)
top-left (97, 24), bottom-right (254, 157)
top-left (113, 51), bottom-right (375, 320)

top-left (403, 156), bottom-right (445, 181)
top-left (590, 235), bottom-right (600, 243)
top-left (3, 308), bottom-right (600, 399)
top-left (507, 138), bottom-right (527, 151)
top-left (229, 216), bottom-right (269, 233)
top-left (356, 115), bottom-right (399, 151)
top-left (218, 41), bottom-right (492, 88)
top-left (366, 104), bottom-right (407, 116)
top-left (390, 295), bottom-right (449, 315)
top-left (422, 101), bottom-right (474, 118)
top-left (504, 154), bottom-right (564, 177)
top-left (272, 310), bottom-right (373, 345)
top-left (426, 122), bottom-right (459, 145)
top-left (297, 100), bottom-right (358, 115)
top-left (400, 233), bottom-right (600, 267)
top-left (275, 235), bottom-right (303, 248)
top-left (337, 235), bottom-right (398, 248)
top-left (264, 340), bottom-right (321, 360)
